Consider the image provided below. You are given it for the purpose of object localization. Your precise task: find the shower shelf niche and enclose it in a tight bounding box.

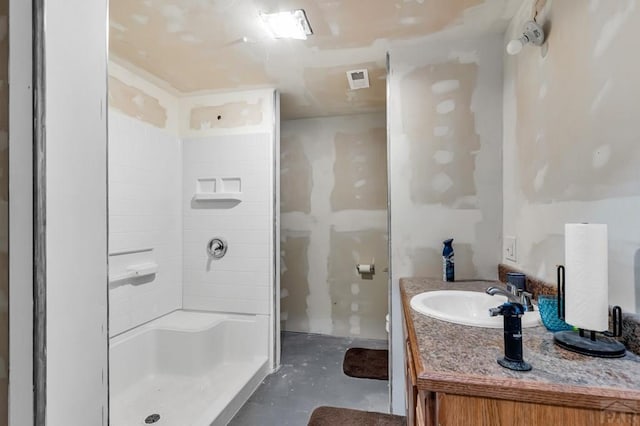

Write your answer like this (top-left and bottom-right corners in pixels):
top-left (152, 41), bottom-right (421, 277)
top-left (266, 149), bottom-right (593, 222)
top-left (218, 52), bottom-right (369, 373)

top-left (193, 193), bottom-right (243, 202)
top-left (193, 177), bottom-right (243, 202)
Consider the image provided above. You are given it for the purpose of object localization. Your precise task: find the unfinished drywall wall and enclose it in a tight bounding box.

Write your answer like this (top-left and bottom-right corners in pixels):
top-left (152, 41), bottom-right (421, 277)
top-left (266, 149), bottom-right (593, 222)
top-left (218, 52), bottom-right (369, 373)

top-left (179, 89), bottom-right (275, 138)
top-left (401, 62), bottom-right (480, 207)
top-left (388, 35), bottom-right (504, 413)
top-left (280, 135), bottom-right (312, 214)
top-left (109, 0), bottom-right (522, 119)
top-left (280, 113), bottom-right (388, 340)
top-left (282, 62), bottom-right (387, 119)
top-left (503, 0), bottom-right (640, 312)
top-left (189, 100), bottom-right (263, 130)
top-left (0, 0), bottom-right (7, 421)
top-left (108, 61), bottom-right (179, 133)
top-left (331, 126), bottom-right (388, 211)
top-left (109, 76), bottom-right (168, 128)
top-left (108, 61), bottom-right (276, 138)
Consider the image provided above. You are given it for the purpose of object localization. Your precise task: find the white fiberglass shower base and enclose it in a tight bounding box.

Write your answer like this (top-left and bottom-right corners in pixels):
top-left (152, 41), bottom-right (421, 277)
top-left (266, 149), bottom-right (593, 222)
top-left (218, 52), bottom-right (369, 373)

top-left (110, 311), bottom-right (270, 426)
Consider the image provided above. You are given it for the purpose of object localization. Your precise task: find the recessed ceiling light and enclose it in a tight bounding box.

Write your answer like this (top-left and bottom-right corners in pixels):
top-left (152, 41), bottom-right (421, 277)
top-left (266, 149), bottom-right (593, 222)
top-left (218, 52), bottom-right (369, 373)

top-left (260, 9), bottom-right (313, 40)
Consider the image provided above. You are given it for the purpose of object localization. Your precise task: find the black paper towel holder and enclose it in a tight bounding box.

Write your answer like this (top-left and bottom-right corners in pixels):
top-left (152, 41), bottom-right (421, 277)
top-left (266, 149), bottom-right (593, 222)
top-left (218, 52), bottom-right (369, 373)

top-left (553, 265), bottom-right (626, 358)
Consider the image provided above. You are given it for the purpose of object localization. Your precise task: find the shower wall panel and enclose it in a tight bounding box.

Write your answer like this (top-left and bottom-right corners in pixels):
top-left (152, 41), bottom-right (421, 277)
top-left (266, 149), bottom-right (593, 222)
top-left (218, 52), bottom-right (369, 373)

top-left (108, 111), bottom-right (182, 336)
top-left (182, 133), bottom-right (273, 315)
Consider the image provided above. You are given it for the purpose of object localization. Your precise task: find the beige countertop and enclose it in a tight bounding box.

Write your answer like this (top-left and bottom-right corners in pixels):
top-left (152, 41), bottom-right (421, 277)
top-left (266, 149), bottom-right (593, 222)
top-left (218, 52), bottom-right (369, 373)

top-left (401, 277), bottom-right (640, 413)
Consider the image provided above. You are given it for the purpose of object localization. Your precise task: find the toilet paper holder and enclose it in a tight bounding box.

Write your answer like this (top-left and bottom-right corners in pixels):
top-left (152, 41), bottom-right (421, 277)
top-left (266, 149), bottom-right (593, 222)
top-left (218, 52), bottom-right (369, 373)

top-left (356, 260), bottom-right (375, 275)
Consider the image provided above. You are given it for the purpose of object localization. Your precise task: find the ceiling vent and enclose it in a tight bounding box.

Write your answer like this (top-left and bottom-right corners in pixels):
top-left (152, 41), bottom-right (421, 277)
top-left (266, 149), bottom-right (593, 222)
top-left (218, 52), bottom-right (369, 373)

top-left (346, 69), bottom-right (370, 90)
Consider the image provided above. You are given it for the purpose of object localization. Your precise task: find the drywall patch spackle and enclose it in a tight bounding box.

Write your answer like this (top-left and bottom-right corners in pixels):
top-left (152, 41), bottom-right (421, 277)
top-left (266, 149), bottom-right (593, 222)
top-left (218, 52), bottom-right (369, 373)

top-left (189, 100), bottom-right (263, 130)
top-left (532, 164), bottom-right (548, 192)
top-left (433, 126), bottom-right (449, 137)
top-left (331, 127), bottom-right (387, 211)
top-left (593, 0), bottom-right (636, 58)
top-left (281, 133), bottom-right (313, 214)
top-left (280, 114), bottom-right (388, 339)
top-left (108, 75), bottom-right (168, 128)
top-left (180, 34), bottom-right (203, 44)
top-left (434, 150), bottom-right (454, 165)
top-left (592, 145), bottom-right (611, 169)
top-left (401, 61), bottom-right (480, 206)
top-left (436, 99), bottom-right (456, 114)
top-left (280, 233), bottom-right (312, 332)
top-left (161, 4), bottom-right (185, 33)
top-left (131, 14), bottom-right (149, 24)
top-left (514, 0), bottom-right (640, 203)
top-left (431, 79), bottom-right (460, 94)
top-left (590, 79), bottom-right (613, 113)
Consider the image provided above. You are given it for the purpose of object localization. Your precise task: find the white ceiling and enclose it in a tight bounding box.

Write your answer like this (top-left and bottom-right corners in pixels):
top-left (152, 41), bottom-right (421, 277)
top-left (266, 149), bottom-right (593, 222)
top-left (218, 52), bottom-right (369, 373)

top-left (110, 0), bottom-right (521, 119)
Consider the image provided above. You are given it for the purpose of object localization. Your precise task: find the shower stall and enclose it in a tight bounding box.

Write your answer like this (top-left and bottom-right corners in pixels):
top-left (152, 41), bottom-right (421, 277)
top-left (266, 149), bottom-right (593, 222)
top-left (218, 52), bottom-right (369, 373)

top-left (107, 87), bottom-right (280, 425)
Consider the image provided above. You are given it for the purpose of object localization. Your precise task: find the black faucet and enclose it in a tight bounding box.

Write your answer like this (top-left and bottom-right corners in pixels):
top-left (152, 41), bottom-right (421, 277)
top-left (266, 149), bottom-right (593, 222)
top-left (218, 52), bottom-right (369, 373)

top-left (489, 302), bottom-right (532, 372)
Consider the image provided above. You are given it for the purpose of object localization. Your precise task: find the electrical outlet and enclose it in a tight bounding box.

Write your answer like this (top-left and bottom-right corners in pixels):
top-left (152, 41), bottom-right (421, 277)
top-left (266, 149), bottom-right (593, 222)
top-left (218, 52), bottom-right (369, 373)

top-left (505, 236), bottom-right (517, 262)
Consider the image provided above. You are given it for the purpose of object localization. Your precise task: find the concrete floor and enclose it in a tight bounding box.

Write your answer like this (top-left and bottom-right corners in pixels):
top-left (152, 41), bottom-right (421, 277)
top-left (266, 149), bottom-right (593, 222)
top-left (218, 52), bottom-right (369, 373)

top-left (228, 331), bottom-right (390, 426)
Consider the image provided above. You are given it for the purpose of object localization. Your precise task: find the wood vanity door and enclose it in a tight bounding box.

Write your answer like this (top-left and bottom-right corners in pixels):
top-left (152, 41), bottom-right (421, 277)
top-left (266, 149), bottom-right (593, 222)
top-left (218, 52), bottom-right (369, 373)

top-left (405, 338), bottom-right (436, 425)
top-left (417, 390), bottom-right (436, 426)
top-left (405, 336), bottom-right (418, 425)
top-left (436, 393), bottom-right (640, 426)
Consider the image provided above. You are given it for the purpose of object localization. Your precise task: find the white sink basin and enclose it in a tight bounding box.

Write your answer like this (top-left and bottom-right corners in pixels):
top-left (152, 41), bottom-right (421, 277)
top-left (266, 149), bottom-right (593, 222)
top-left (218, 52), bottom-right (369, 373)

top-left (410, 290), bottom-right (541, 329)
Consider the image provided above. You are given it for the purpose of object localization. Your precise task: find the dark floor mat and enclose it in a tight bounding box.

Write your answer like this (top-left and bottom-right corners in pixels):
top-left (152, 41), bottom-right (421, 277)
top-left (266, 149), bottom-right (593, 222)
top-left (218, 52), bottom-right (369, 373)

top-left (343, 348), bottom-right (389, 380)
top-left (308, 406), bottom-right (405, 426)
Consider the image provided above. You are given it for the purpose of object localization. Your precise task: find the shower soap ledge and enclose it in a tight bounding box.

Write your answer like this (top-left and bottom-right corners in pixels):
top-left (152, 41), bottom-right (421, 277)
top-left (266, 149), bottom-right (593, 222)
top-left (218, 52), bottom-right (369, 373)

top-left (128, 262), bottom-right (158, 276)
top-left (109, 262), bottom-right (158, 283)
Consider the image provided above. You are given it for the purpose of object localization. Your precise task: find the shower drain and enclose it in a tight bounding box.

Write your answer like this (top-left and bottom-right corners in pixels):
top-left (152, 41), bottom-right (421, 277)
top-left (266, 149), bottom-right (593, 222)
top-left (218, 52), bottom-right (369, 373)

top-left (144, 414), bottom-right (161, 424)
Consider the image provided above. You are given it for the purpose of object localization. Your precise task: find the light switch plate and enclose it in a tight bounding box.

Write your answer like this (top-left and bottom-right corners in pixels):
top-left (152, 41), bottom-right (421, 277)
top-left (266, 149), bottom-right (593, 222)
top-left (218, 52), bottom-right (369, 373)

top-left (505, 236), bottom-right (517, 262)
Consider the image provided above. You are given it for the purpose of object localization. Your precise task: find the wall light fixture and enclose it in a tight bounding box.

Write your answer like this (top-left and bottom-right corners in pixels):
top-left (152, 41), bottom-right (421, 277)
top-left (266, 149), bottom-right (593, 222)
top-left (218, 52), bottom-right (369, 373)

top-left (506, 21), bottom-right (545, 55)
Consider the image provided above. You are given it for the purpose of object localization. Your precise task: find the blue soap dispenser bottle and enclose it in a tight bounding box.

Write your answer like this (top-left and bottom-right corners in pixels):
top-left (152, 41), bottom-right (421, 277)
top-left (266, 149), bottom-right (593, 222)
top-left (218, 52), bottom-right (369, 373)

top-left (442, 238), bottom-right (455, 282)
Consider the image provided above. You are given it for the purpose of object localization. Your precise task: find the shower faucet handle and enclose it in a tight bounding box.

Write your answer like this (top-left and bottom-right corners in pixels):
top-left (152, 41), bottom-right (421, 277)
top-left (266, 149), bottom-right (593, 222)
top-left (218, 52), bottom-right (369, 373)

top-left (207, 237), bottom-right (228, 259)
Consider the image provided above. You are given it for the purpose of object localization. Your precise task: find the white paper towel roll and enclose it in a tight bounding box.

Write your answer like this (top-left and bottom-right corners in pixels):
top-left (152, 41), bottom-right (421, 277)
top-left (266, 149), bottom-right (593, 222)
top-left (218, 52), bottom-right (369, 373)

top-left (565, 223), bottom-right (608, 331)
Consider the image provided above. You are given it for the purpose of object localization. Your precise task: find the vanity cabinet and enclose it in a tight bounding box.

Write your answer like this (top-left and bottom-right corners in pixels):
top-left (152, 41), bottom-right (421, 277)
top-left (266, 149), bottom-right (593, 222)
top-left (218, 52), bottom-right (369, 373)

top-left (401, 278), bottom-right (640, 426)
top-left (404, 315), bottom-right (435, 426)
